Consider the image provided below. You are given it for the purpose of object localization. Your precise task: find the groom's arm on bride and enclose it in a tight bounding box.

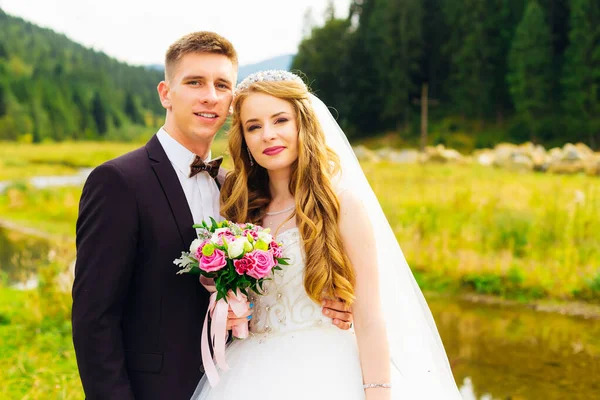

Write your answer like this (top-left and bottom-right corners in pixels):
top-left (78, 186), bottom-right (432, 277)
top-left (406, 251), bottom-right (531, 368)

top-left (72, 164), bottom-right (137, 400)
top-left (321, 298), bottom-right (353, 330)
top-left (338, 191), bottom-right (391, 400)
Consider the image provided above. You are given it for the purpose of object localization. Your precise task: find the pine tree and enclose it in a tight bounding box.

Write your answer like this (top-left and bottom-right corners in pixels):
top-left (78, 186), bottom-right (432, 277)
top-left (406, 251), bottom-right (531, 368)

top-left (489, 0), bottom-right (527, 122)
top-left (292, 4), bottom-right (354, 128)
top-left (91, 92), bottom-right (108, 135)
top-left (343, 0), bottom-right (386, 136)
top-left (562, 0), bottom-right (600, 148)
top-left (30, 95), bottom-right (52, 142)
top-left (421, 0), bottom-right (451, 104)
top-left (507, 1), bottom-right (554, 142)
top-left (368, 0), bottom-right (423, 131)
top-left (0, 81), bottom-right (8, 117)
top-left (124, 92), bottom-right (144, 125)
top-left (443, 0), bottom-right (497, 120)
top-left (0, 42), bottom-right (8, 59)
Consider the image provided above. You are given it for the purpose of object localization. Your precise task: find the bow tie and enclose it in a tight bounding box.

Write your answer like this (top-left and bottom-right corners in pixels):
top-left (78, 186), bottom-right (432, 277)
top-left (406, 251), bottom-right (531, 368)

top-left (189, 155), bottom-right (223, 179)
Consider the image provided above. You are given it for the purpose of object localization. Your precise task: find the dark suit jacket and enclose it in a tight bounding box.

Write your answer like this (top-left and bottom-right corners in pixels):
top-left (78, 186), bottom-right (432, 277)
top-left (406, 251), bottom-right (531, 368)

top-left (72, 135), bottom-right (213, 399)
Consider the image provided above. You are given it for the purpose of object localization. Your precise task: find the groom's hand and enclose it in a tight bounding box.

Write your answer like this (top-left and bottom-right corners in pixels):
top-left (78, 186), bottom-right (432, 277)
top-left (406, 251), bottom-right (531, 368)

top-left (322, 299), bottom-right (353, 330)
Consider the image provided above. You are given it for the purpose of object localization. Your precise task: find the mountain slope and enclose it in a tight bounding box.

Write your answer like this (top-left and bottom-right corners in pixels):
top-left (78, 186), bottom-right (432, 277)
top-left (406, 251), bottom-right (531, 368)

top-left (237, 54), bottom-right (294, 81)
top-left (0, 8), bottom-right (163, 141)
top-left (147, 54), bottom-right (295, 83)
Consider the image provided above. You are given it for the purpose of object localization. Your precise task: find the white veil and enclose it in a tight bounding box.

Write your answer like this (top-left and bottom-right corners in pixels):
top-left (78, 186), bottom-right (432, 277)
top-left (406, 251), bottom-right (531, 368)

top-left (309, 93), bottom-right (463, 399)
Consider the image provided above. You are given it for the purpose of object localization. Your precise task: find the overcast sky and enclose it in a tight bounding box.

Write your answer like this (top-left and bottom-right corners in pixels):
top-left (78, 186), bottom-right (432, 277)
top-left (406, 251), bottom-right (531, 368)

top-left (2, 0), bottom-right (351, 66)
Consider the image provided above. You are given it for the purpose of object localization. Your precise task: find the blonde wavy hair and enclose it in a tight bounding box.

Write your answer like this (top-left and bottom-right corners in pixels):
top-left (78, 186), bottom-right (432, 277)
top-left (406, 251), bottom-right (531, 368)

top-left (220, 80), bottom-right (356, 306)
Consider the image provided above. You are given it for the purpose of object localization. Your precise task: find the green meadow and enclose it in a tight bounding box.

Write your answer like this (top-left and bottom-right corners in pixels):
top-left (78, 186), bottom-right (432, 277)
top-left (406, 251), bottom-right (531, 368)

top-left (1, 140), bottom-right (598, 301)
top-left (0, 140), bottom-right (599, 399)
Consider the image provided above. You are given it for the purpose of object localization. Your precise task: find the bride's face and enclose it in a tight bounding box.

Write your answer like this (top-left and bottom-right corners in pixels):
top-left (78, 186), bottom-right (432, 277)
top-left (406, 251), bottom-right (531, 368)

top-left (241, 92), bottom-right (299, 173)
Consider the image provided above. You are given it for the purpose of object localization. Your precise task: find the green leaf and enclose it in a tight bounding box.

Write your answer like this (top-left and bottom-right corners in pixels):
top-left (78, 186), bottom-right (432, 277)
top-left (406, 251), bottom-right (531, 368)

top-left (186, 266), bottom-right (201, 275)
top-left (226, 274), bottom-right (235, 285)
top-left (217, 284), bottom-right (228, 301)
top-left (210, 217), bottom-right (219, 231)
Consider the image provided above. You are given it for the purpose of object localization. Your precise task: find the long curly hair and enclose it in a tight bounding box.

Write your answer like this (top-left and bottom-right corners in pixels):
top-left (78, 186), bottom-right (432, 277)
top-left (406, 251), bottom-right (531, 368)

top-left (220, 80), bottom-right (355, 305)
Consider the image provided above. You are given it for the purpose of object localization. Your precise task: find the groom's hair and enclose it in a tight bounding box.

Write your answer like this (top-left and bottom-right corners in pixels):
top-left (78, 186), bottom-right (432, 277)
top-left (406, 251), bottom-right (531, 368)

top-left (164, 31), bottom-right (238, 81)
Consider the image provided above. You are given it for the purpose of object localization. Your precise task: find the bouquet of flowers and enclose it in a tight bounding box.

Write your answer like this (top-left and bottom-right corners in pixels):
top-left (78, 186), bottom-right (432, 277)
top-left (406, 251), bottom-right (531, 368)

top-left (174, 217), bottom-right (288, 387)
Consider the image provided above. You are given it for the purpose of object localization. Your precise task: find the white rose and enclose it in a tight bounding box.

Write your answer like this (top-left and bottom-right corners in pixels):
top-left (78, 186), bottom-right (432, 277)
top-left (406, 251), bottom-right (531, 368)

top-left (228, 237), bottom-right (249, 259)
top-left (257, 231), bottom-right (273, 243)
top-left (189, 238), bottom-right (202, 255)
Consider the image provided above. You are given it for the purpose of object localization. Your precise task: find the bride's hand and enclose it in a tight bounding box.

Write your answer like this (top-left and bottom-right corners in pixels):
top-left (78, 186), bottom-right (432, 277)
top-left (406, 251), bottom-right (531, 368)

top-left (200, 276), bottom-right (253, 330)
top-left (321, 299), bottom-right (353, 330)
top-left (226, 302), bottom-right (254, 330)
top-left (365, 388), bottom-right (391, 400)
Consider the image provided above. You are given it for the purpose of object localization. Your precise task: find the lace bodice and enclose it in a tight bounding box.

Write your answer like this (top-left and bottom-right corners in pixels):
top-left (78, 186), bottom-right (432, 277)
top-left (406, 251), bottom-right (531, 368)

top-left (248, 228), bottom-right (332, 341)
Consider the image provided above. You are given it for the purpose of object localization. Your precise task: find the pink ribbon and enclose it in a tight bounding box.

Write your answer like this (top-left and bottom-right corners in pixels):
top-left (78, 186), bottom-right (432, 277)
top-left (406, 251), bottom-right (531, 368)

top-left (200, 276), bottom-right (249, 387)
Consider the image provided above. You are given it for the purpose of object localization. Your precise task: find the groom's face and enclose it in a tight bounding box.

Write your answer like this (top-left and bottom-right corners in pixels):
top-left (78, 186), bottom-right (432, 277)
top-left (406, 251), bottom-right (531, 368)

top-left (160, 52), bottom-right (236, 145)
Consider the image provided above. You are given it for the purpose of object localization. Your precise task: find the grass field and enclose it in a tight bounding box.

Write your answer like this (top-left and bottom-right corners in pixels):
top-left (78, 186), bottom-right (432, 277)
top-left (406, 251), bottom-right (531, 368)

top-left (0, 261), bottom-right (79, 399)
top-left (0, 140), bottom-right (599, 399)
top-left (363, 161), bottom-right (600, 300)
top-left (1, 140), bottom-right (599, 301)
top-left (0, 136), bottom-right (230, 181)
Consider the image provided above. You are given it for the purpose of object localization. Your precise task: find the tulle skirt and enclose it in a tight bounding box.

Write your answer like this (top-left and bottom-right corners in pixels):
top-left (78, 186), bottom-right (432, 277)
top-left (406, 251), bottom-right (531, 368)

top-left (190, 325), bottom-right (420, 400)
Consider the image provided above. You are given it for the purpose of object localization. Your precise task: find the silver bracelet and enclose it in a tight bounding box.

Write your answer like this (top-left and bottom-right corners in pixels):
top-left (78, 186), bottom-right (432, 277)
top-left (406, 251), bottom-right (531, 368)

top-left (363, 383), bottom-right (392, 389)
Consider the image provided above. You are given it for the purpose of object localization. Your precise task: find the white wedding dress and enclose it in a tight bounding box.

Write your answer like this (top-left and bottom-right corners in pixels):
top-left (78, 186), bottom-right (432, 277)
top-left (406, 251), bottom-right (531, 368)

top-left (191, 227), bottom-right (428, 400)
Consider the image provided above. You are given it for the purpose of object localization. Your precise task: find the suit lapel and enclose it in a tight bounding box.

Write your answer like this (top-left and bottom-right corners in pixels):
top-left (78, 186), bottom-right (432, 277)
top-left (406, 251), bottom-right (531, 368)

top-left (146, 135), bottom-right (196, 247)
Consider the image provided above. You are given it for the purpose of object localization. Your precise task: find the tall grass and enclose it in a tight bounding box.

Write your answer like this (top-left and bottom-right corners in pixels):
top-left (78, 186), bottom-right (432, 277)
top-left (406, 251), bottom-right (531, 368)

top-left (0, 139), bottom-right (231, 238)
top-left (0, 246), bottom-right (80, 399)
top-left (364, 162), bottom-right (600, 300)
top-left (0, 138), bottom-right (230, 181)
top-left (1, 143), bottom-right (599, 301)
top-left (0, 185), bottom-right (81, 238)
top-left (0, 144), bottom-right (599, 398)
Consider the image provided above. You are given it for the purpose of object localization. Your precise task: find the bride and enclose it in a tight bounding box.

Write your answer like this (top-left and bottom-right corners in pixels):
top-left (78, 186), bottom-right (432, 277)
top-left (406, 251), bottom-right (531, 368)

top-left (191, 70), bottom-right (463, 399)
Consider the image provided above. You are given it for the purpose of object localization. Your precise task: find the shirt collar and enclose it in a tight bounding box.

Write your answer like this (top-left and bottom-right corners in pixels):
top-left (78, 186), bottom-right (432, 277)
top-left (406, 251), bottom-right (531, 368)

top-left (156, 127), bottom-right (212, 177)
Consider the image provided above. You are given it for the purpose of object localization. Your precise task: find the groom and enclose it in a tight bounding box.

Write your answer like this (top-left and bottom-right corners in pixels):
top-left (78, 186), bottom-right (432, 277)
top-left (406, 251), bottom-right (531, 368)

top-left (72, 31), bottom-right (353, 400)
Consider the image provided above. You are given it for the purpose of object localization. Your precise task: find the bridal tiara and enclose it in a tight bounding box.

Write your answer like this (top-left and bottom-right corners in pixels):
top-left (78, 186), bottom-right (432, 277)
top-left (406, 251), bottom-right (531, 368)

top-left (234, 70), bottom-right (307, 96)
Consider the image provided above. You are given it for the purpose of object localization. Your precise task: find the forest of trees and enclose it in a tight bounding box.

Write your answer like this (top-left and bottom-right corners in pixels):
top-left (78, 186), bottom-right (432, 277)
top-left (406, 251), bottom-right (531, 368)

top-left (0, 8), bottom-right (164, 142)
top-left (1, 2), bottom-right (598, 149)
top-left (292, 0), bottom-right (600, 150)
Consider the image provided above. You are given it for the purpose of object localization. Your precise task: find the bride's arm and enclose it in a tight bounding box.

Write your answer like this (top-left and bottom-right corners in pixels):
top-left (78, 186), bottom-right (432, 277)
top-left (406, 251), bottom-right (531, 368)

top-left (338, 190), bottom-right (391, 400)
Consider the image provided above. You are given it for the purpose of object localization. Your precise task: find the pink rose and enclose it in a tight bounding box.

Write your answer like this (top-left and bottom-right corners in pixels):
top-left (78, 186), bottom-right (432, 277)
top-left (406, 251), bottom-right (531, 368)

top-left (213, 231), bottom-right (235, 246)
top-left (244, 229), bottom-right (259, 241)
top-left (233, 256), bottom-right (256, 275)
top-left (199, 249), bottom-right (227, 273)
top-left (220, 231), bottom-right (236, 239)
top-left (246, 250), bottom-right (276, 279)
top-left (270, 241), bottom-right (283, 259)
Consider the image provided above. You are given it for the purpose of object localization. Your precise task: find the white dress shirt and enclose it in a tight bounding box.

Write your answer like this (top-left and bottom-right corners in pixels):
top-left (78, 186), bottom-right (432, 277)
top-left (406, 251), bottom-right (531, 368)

top-left (156, 128), bottom-right (221, 225)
